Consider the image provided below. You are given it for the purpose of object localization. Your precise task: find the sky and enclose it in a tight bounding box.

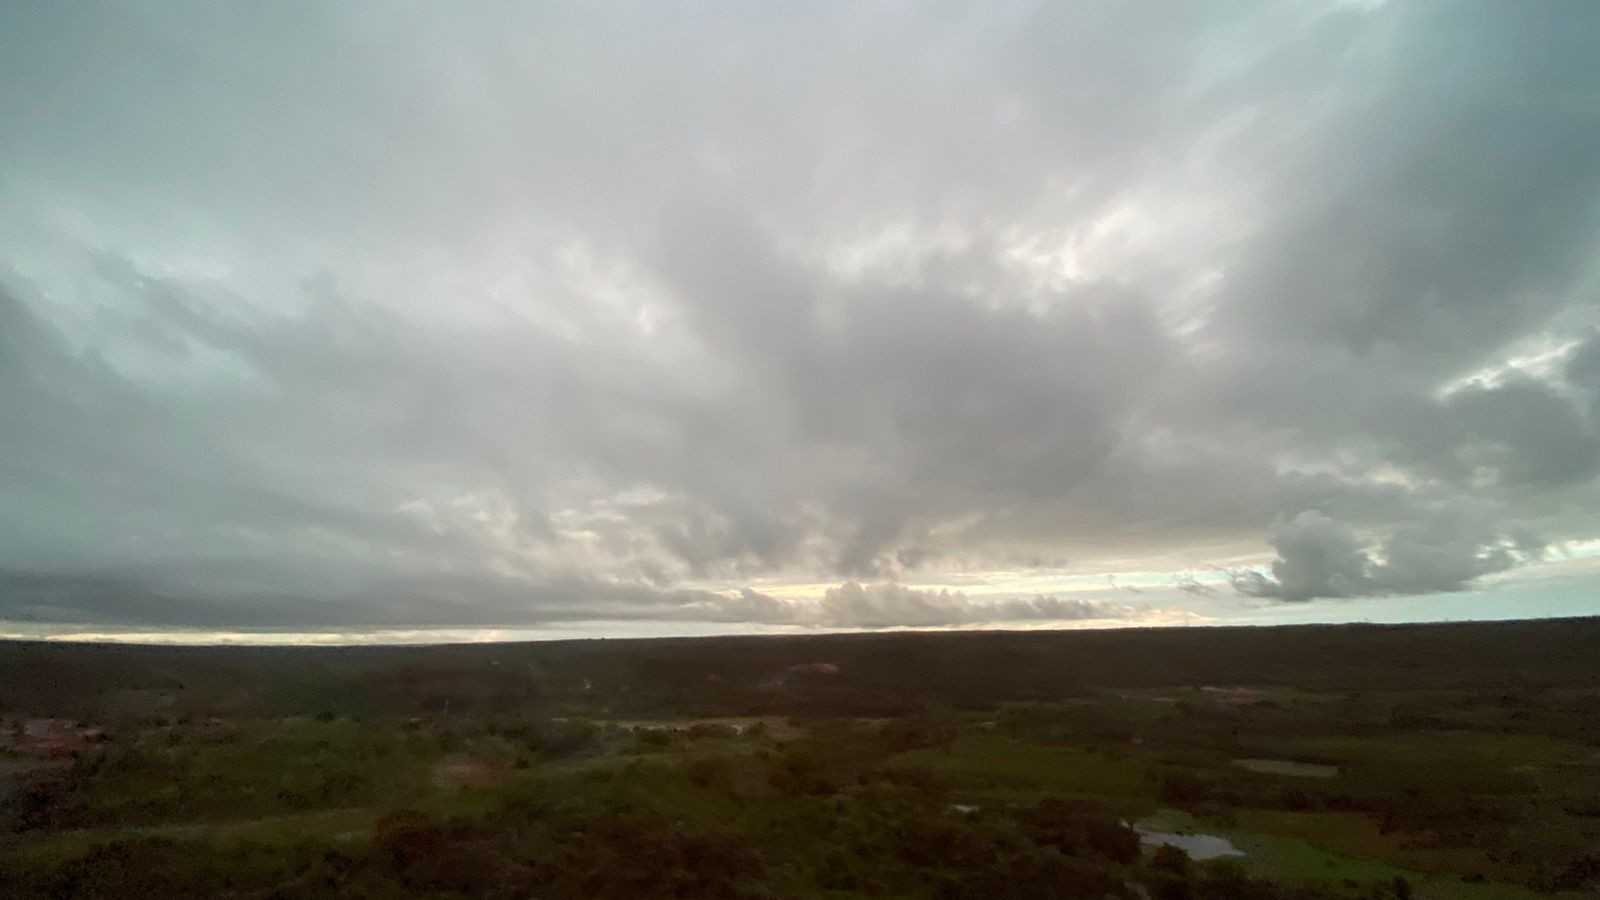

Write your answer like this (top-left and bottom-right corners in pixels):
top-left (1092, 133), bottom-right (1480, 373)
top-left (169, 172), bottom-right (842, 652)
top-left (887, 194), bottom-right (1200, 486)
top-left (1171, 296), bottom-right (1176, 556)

top-left (3, 1), bottom-right (1600, 643)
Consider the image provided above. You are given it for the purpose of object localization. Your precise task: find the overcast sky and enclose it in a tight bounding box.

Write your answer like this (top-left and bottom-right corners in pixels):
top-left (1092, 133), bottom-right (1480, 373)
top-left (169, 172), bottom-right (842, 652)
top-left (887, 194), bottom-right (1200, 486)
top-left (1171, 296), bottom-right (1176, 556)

top-left (3, 1), bottom-right (1600, 641)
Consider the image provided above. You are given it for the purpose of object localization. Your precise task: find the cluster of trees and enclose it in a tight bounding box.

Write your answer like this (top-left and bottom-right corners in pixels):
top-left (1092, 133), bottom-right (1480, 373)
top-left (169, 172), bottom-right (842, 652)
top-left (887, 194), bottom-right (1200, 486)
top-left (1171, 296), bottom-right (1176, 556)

top-left (8, 735), bottom-right (1407, 900)
top-left (6, 721), bottom-right (427, 831)
top-left (11, 796), bottom-right (1356, 900)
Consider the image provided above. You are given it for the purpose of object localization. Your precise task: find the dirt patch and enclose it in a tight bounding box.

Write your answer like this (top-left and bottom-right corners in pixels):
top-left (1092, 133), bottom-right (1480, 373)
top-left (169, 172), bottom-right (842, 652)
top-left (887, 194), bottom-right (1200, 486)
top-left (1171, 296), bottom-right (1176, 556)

top-left (432, 758), bottom-right (502, 789)
top-left (592, 717), bottom-right (800, 739)
top-left (1233, 758), bottom-right (1339, 778)
top-left (1200, 686), bottom-right (1270, 705)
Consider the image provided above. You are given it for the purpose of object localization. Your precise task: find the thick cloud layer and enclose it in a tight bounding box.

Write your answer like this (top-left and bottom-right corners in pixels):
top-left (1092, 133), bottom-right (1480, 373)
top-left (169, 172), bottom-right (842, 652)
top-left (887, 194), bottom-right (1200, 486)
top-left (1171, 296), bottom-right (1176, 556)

top-left (2, 2), bottom-right (1600, 631)
top-left (1231, 510), bottom-right (1537, 602)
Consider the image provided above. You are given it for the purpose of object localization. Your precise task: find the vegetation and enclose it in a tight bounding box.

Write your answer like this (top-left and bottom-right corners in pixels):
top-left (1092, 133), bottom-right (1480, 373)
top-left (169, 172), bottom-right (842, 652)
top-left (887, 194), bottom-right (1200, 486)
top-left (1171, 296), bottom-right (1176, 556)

top-left (3, 618), bottom-right (1599, 898)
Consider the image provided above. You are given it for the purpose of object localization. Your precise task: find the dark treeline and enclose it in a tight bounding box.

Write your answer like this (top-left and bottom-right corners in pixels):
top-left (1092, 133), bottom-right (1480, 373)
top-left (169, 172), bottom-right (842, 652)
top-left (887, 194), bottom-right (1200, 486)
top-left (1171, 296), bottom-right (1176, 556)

top-left (3, 617), bottom-right (1598, 722)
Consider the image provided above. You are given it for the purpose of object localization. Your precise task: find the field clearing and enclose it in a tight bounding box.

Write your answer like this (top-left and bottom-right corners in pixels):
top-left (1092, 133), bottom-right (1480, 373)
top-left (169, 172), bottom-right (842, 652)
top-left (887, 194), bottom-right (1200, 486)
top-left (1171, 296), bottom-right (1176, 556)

top-left (1142, 808), bottom-right (1581, 900)
top-left (1288, 731), bottom-right (1597, 767)
top-left (892, 733), bottom-right (1151, 798)
top-left (8, 805), bottom-right (385, 866)
top-left (1233, 758), bottom-right (1339, 778)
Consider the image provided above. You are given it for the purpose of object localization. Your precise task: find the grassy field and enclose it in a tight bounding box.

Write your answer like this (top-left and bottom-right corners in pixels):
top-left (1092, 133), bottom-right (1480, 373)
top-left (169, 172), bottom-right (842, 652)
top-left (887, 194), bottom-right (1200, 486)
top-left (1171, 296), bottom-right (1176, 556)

top-left (893, 733), bottom-right (1151, 797)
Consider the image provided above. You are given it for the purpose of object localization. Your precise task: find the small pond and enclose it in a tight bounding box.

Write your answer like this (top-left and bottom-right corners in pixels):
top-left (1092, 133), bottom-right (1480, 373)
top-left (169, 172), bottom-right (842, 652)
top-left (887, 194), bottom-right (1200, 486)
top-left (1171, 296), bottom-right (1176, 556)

top-left (1135, 828), bottom-right (1245, 861)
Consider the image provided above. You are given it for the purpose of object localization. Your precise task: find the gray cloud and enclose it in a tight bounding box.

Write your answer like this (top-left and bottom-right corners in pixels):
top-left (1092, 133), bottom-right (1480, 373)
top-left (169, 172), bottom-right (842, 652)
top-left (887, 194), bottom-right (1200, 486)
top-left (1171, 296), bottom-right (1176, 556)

top-left (1232, 512), bottom-right (1374, 602)
top-left (0, 565), bottom-right (1125, 633)
top-left (2, 2), bottom-right (1600, 630)
top-left (809, 582), bottom-right (1125, 630)
top-left (661, 582), bottom-right (1128, 630)
top-left (1233, 510), bottom-right (1540, 602)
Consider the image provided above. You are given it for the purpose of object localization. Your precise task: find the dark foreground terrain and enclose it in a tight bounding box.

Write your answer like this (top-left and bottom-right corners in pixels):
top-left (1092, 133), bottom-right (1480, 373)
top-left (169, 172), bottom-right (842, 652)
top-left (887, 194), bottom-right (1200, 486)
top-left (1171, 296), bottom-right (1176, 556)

top-left (4, 618), bottom-right (1600, 899)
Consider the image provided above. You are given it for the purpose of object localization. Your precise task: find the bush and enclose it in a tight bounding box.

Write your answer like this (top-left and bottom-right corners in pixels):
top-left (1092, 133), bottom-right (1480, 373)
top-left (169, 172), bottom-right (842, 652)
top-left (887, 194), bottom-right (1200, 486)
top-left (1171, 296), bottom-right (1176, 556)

top-left (1017, 798), bottom-right (1140, 864)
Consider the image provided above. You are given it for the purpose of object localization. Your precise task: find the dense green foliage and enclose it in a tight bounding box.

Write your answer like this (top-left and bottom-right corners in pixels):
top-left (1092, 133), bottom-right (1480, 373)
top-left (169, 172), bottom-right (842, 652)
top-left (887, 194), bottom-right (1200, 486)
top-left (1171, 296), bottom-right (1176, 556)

top-left (4, 619), bottom-right (1599, 898)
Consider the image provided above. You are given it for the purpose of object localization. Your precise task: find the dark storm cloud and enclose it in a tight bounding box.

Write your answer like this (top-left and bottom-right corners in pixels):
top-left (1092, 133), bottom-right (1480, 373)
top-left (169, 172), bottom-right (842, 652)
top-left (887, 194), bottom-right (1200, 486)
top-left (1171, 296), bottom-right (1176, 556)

top-left (1232, 510), bottom-right (1539, 602)
top-left (2, 1), bottom-right (1600, 627)
top-left (1231, 512), bottom-right (1374, 602)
